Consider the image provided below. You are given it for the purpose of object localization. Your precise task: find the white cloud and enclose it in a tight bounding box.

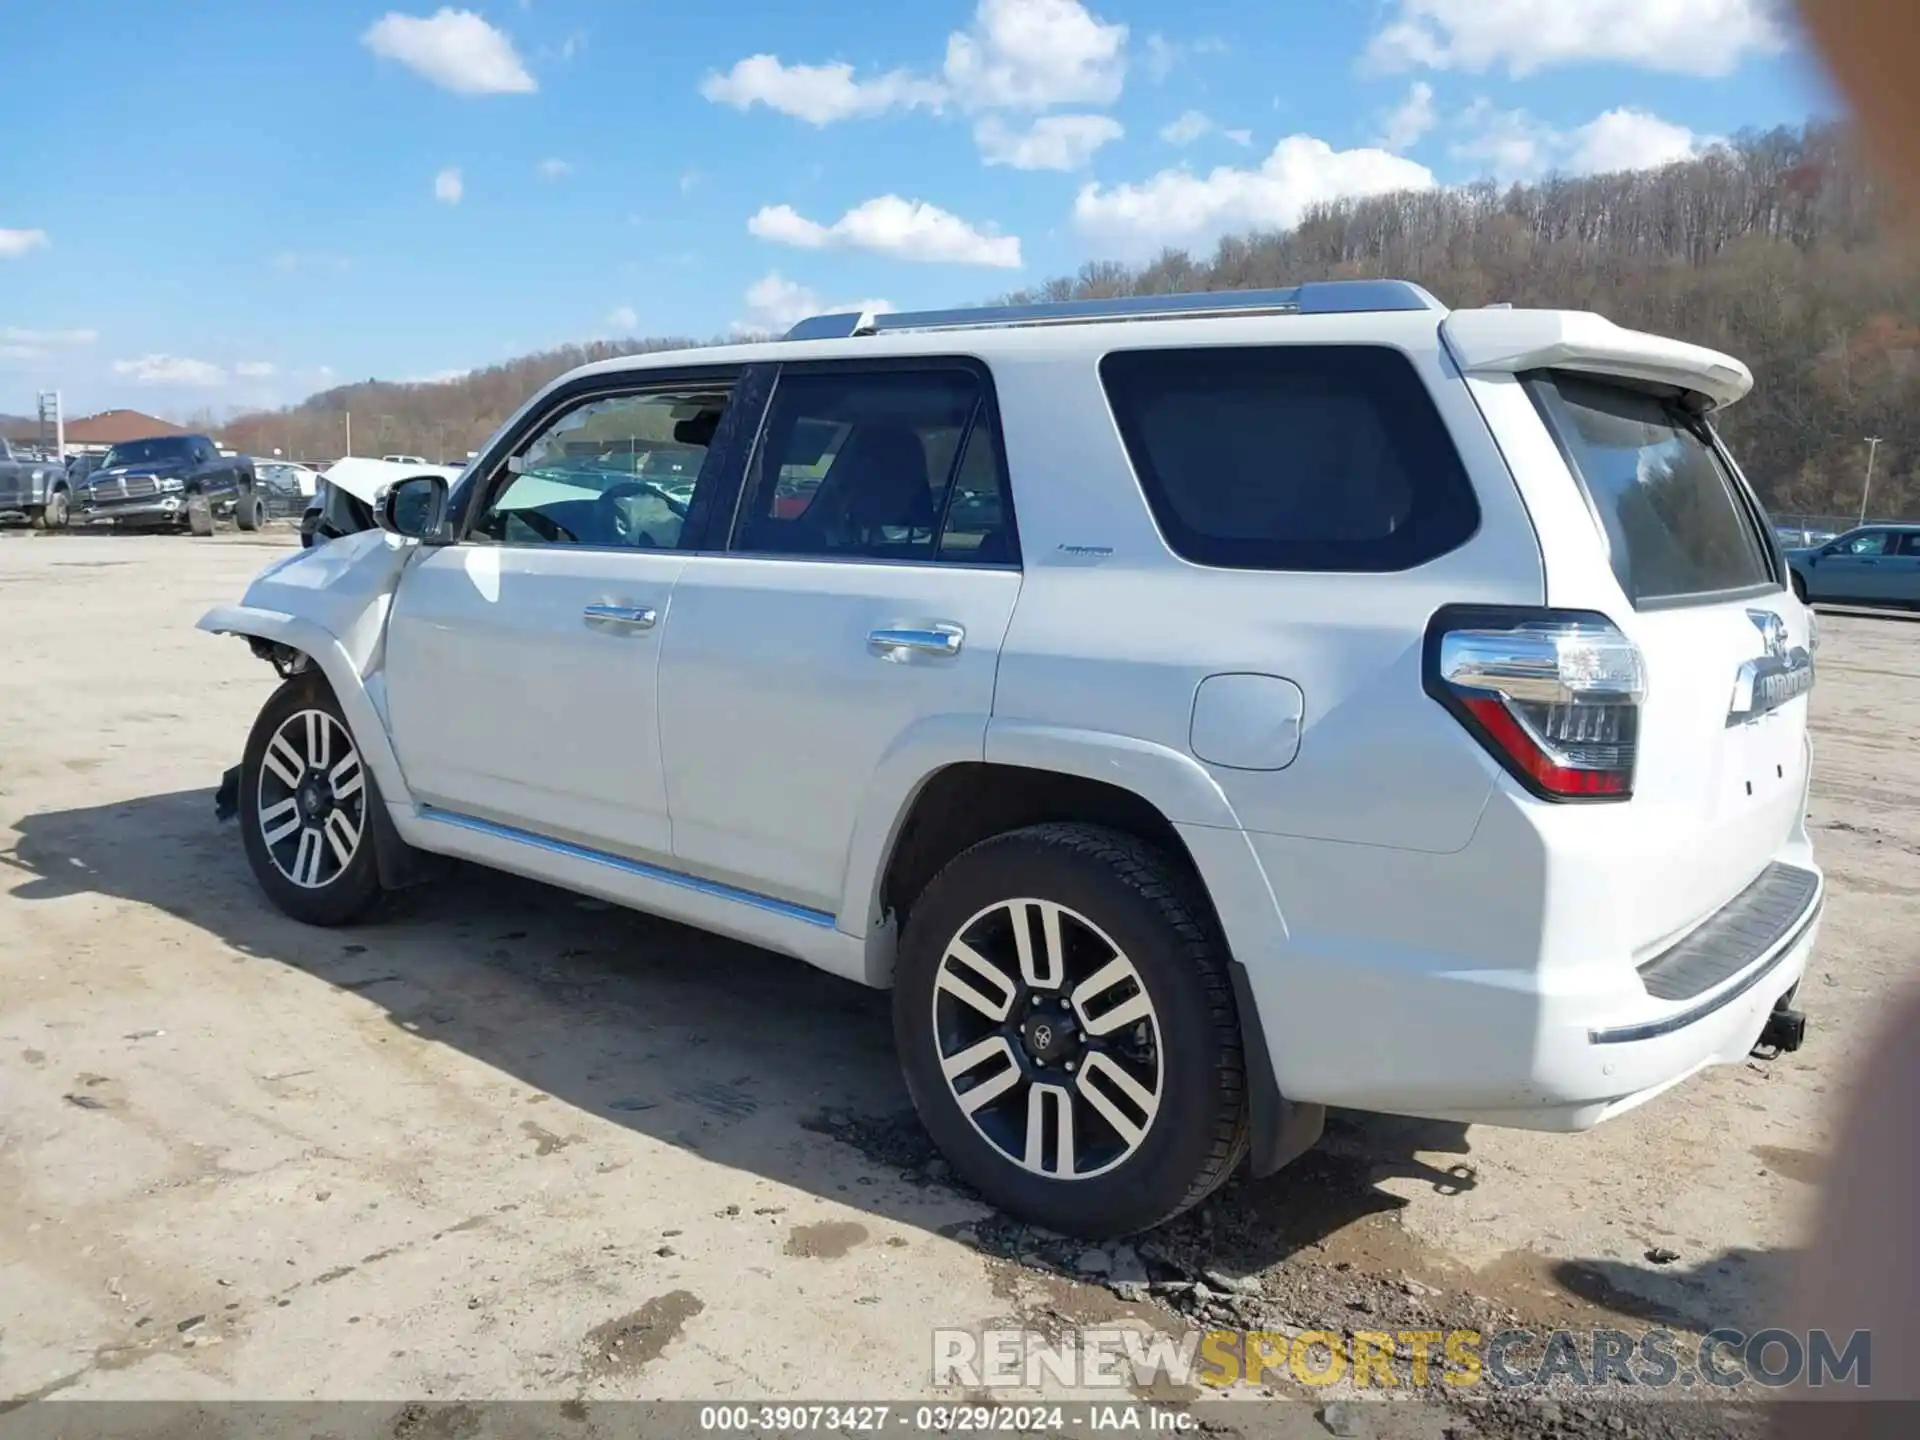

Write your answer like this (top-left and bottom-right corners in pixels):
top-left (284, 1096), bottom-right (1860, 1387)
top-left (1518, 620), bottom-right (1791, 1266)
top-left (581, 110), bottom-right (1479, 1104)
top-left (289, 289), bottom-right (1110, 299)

top-left (748, 195), bottom-right (1022, 268)
top-left (1451, 101), bottom-right (1550, 179)
top-left (975, 113), bottom-right (1122, 169)
top-left (1376, 81), bottom-right (1437, 149)
top-left (1568, 107), bottom-right (1708, 173)
top-left (1160, 110), bottom-right (1212, 146)
top-left (536, 157), bottom-right (573, 180)
top-left (434, 167), bottom-right (464, 204)
top-left (234, 361), bottom-right (277, 378)
top-left (362, 8), bottom-right (536, 94)
top-left (943, 0), bottom-right (1128, 110)
top-left (732, 273), bottom-right (894, 338)
top-left (606, 305), bottom-right (638, 331)
top-left (700, 2), bottom-right (1133, 132)
top-left (1364, 0), bottom-right (1786, 78)
top-left (1073, 136), bottom-right (1437, 253)
top-left (0, 228), bottom-right (50, 259)
top-left (699, 55), bottom-right (945, 125)
top-left (1157, 110), bottom-right (1250, 147)
top-left (3, 326), bottom-right (97, 346)
top-left (1452, 100), bottom-right (1714, 179)
top-left (1142, 34), bottom-right (1180, 83)
top-left (113, 354), bottom-right (226, 387)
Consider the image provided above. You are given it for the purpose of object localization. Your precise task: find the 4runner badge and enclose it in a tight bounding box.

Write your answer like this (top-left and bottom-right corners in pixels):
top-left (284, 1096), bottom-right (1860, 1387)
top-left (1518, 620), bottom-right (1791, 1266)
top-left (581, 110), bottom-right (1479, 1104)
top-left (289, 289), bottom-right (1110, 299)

top-left (1726, 608), bottom-right (1814, 726)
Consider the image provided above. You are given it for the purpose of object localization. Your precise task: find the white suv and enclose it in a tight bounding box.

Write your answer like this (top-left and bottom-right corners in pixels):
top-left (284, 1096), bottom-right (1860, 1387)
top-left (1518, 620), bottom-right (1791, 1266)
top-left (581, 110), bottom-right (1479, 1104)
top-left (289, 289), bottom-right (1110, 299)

top-left (202, 281), bottom-right (1821, 1238)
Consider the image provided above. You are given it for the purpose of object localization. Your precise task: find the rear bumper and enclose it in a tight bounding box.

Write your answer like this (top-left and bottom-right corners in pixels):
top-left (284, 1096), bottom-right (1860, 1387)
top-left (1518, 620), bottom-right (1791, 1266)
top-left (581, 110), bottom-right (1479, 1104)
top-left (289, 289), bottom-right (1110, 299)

top-left (1188, 819), bottom-right (1823, 1134)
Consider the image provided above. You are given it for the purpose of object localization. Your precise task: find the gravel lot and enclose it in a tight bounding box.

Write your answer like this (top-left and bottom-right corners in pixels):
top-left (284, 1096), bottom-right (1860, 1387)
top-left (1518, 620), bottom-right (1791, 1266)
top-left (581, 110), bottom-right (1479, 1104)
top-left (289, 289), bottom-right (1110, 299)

top-left (2, 532), bottom-right (1915, 1437)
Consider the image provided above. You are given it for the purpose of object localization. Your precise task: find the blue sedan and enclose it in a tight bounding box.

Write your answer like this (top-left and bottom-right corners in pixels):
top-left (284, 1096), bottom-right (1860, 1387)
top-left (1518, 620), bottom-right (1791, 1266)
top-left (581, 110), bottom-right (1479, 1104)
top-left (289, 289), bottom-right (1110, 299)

top-left (1786, 523), bottom-right (1920, 607)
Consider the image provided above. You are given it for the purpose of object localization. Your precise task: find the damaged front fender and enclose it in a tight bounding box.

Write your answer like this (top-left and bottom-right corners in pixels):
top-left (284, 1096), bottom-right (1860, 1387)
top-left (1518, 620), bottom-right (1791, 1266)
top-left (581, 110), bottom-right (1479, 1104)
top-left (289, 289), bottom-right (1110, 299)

top-left (198, 528), bottom-right (423, 815)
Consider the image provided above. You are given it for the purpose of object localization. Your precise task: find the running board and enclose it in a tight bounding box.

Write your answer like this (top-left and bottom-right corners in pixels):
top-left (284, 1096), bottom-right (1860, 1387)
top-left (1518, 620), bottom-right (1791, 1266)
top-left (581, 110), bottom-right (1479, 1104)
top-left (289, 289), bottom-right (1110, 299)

top-left (408, 806), bottom-right (872, 985)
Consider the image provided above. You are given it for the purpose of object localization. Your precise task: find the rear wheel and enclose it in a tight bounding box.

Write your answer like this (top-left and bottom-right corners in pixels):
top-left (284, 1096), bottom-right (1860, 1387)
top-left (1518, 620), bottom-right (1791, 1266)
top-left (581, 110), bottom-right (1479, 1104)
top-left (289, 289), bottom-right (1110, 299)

top-left (240, 674), bottom-right (384, 926)
top-left (236, 491), bottom-right (266, 531)
top-left (893, 823), bottom-right (1247, 1237)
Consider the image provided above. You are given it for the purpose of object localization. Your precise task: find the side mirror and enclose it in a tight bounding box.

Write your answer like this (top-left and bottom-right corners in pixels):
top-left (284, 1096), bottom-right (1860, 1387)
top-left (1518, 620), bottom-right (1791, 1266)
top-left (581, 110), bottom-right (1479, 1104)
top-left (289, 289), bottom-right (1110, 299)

top-left (374, 474), bottom-right (451, 542)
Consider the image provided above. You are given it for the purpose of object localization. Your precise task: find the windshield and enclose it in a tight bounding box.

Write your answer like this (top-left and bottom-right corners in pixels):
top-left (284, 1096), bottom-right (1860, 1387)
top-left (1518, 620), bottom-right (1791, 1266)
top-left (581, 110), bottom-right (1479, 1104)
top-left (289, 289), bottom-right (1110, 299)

top-left (102, 437), bottom-right (193, 467)
top-left (1527, 373), bottom-right (1775, 605)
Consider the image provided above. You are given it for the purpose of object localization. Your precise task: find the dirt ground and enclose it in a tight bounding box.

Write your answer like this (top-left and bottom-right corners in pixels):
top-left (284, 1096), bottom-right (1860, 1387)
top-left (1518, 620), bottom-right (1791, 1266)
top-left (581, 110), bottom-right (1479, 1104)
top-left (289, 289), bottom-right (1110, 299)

top-left (2, 532), bottom-right (1915, 1437)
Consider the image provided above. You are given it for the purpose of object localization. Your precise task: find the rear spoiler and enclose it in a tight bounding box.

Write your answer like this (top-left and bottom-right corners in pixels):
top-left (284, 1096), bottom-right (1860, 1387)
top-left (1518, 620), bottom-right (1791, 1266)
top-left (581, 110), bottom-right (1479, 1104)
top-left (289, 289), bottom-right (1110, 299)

top-left (1441, 309), bottom-right (1753, 411)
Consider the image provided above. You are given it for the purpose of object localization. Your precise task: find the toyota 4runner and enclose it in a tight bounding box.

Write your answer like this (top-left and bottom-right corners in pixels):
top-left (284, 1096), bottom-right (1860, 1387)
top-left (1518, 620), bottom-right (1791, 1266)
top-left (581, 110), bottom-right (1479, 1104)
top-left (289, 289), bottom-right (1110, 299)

top-left (201, 281), bottom-right (1821, 1238)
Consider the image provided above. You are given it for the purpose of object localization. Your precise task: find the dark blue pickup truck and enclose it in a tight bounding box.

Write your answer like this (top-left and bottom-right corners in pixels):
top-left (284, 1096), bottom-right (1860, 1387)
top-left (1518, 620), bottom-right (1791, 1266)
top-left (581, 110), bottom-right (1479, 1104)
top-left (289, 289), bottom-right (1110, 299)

top-left (76, 433), bottom-right (265, 534)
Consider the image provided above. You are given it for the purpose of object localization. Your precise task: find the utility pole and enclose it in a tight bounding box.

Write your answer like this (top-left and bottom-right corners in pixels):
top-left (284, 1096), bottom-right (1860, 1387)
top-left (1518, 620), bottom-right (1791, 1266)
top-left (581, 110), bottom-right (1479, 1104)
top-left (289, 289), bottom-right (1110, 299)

top-left (1859, 436), bottom-right (1883, 526)
top-left (345, 411), bottom-right (353, 458)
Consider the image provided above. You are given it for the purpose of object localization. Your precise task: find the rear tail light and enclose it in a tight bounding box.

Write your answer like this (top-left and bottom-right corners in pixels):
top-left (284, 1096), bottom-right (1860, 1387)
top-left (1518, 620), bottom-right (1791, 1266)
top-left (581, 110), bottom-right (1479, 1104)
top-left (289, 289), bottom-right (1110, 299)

top-left (1424, 606), bottom-right (1646, 802)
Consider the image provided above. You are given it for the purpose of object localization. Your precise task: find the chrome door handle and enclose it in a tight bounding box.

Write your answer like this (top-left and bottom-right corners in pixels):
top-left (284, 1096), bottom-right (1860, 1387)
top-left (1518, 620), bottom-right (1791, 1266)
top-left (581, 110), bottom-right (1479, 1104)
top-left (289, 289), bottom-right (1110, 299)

top-left (868, 623), bottom-right (964, 657)
top-left (583, 603), bottom-right (657, 629)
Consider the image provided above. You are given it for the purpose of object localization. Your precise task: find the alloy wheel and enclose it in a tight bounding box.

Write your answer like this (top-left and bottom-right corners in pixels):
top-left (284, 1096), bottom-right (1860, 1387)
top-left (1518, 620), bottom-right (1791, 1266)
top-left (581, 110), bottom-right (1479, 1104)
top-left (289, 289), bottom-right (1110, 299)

top-left (255, 709), bottom-right (367, 889)
top-left (931, 899), bottom-right (1164, 1180)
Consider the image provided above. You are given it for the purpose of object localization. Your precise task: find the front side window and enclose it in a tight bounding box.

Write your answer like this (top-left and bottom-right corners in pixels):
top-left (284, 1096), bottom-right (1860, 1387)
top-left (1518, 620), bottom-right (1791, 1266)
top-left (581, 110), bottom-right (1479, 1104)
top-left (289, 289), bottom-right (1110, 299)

top-left (731, 367), bottom-right (1007, 563)
top-left (1100, 345), bottom-right (1480, 572)
top-left (1835, 530), bottom-right (1892, 556)
top-left (472, 387), bottom-right (732, 549)
top-left (1528, 373), bottom-right (1775, 605)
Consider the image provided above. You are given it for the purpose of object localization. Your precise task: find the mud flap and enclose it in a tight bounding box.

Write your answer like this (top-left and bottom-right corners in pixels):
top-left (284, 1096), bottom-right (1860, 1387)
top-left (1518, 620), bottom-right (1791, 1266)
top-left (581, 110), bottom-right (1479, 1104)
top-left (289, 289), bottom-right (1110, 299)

top-left (1228, 959), bottom-right (1327, 1178)
top-left (370, 797), bottom-right (454, 891)
top-left (214, 764), bottom-right (241, 822)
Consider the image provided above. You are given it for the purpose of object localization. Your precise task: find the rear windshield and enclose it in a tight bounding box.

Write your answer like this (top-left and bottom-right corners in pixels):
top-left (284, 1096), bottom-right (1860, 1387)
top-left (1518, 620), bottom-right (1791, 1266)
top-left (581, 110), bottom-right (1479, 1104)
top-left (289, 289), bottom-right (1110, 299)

top-left (1100, 345), bottom-right (1480, 572)
top-left (1527, 373), bottom-right (1775, 606)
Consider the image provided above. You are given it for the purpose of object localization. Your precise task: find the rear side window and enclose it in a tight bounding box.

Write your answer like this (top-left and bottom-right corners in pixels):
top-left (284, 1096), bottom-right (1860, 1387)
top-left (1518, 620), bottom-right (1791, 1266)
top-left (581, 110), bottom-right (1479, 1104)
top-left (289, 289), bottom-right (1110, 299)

top-left (1099, 345), bottom-right (1480, 572)
top-left (1527, 373), bottom-right (1775, 606)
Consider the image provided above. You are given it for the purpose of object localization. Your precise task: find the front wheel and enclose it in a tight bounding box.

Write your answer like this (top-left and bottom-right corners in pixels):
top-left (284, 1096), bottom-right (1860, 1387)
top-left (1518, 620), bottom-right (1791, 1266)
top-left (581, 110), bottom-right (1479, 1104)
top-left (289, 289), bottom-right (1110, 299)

top-left (32, 490), bottom-right (69, 530)
top-left (236, 490), bottom-right (266, 531)
top-left (894, 823), bottom-right (1248, 1238)
top-left (239, 674), bottom-right (385, 926)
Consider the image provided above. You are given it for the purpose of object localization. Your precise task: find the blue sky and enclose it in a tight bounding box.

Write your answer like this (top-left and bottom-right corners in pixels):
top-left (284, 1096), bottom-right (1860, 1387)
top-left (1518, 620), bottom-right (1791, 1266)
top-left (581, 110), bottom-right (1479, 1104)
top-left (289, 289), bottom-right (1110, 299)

top-left (3, 0), bottom-right (1833, 419)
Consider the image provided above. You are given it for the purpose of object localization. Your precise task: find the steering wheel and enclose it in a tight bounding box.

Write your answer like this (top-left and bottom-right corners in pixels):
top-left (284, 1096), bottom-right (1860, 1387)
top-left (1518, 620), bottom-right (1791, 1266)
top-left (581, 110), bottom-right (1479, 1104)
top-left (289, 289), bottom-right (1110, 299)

top-left (599, 479), bottom-right (690, 517)
top-left (594, 479), bottom-right (688, 547)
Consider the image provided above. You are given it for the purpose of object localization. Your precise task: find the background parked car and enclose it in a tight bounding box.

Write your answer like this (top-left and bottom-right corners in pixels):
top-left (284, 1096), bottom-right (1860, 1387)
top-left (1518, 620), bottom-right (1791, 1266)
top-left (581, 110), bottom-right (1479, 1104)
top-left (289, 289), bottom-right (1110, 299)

top-left (65, 452), bottom-right (104, 489)
top-left (1786, 523), bottom-right (1920, 606)
top-left (77, 434), bottom-right (264, 535)
top-left (0, 437), bottom-right (72, 529)
top-left (254, 461), bottom-right (321, 519)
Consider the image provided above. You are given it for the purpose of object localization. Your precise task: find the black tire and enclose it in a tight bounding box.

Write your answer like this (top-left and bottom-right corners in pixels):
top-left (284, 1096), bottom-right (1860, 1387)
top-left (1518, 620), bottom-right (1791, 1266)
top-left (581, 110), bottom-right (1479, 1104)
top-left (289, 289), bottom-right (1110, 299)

top-left (1791, 571), bottom-right (1809, 604)
top-left (239, 672), bottom-right (385, 926)
top-left (32, 489), bottom-right (69, 531)
top-left (893, 822), bottom-right (1248, 1238)
top-left (187, 495), bottom-right (215, 536)
top-left (236, 491), bottom-right (266, 531)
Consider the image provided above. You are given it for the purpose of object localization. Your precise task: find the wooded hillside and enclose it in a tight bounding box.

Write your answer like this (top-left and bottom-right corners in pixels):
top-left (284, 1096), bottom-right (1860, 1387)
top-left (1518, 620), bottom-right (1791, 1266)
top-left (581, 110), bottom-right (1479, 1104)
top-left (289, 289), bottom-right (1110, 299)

top-left (224, 122), bottom-right (1919, 521)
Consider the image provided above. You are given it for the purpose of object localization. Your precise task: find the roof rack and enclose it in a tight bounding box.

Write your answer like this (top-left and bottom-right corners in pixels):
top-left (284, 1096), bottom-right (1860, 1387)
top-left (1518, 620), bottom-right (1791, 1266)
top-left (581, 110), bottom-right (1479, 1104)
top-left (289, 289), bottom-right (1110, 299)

top-left (781, 279), bottom-right (1444, 341)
